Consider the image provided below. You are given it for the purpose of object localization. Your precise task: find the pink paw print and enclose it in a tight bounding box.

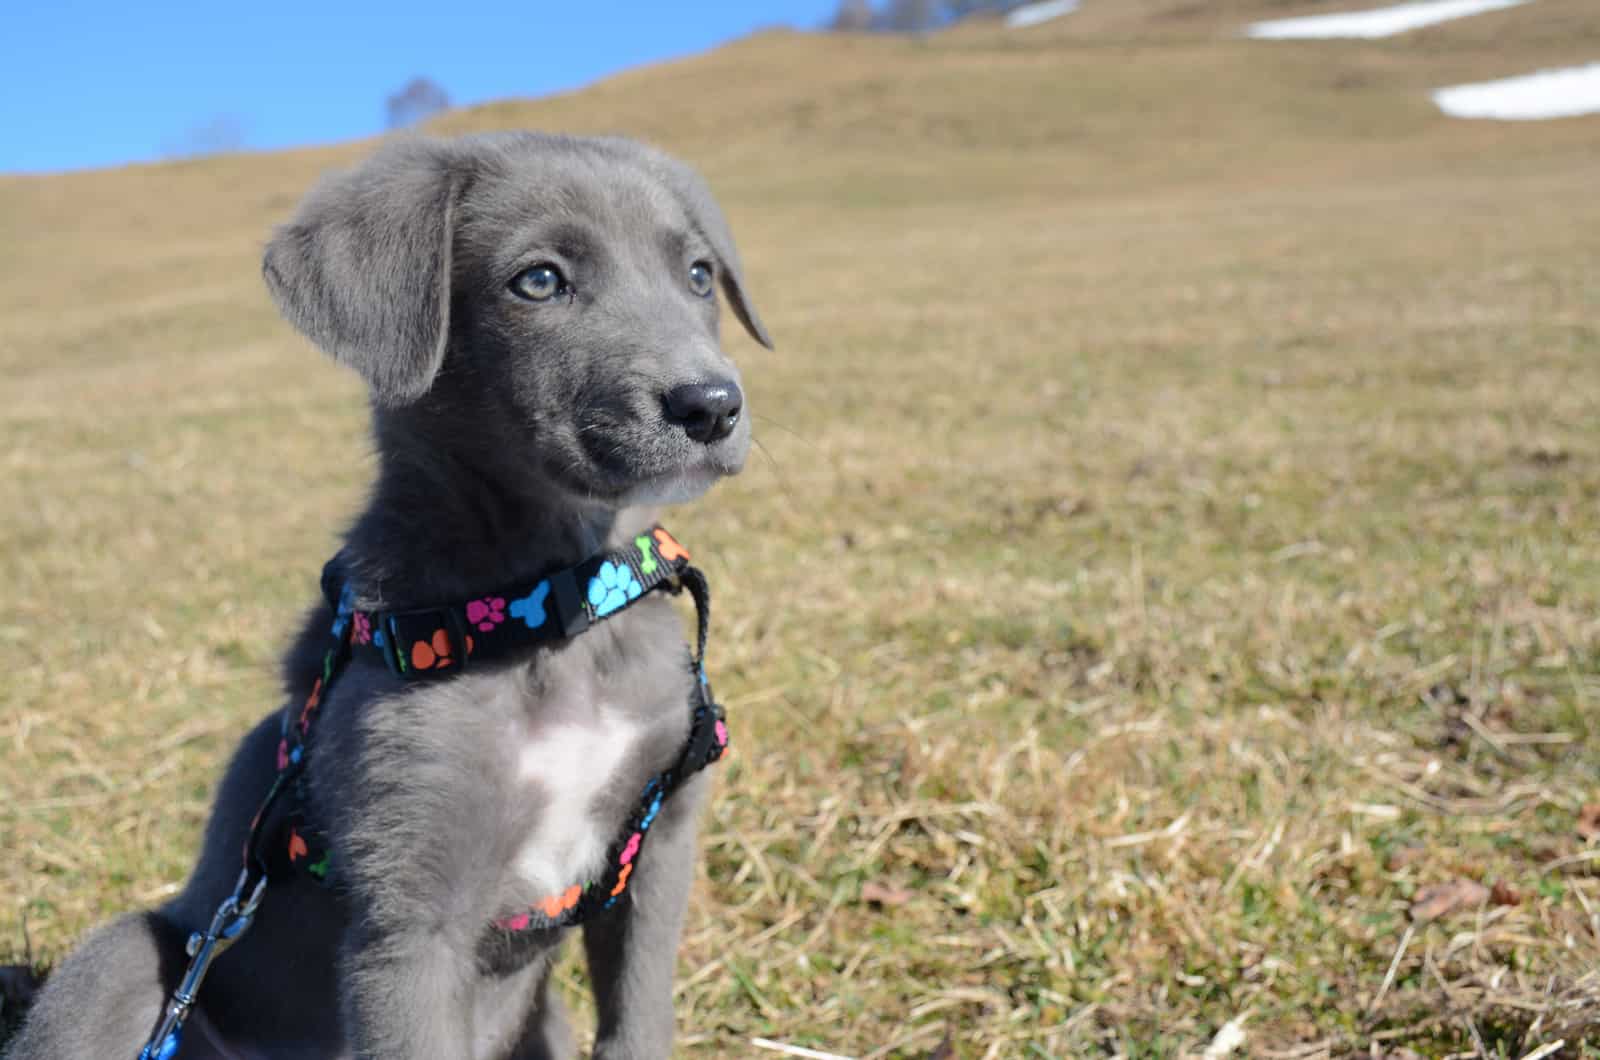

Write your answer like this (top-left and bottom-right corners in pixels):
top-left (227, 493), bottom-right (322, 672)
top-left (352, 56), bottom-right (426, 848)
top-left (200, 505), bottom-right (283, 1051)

top-left (350, 612), bottom-right (372, 645)
top-left (619, 832), bottom-right (642, 866)
top-left (466, 597), bottom-right (506, 632)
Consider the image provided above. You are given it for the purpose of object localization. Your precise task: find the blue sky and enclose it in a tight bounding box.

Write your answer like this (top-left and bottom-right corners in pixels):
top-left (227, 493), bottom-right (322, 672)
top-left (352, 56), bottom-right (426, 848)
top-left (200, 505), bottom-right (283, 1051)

top-left (3, 1), bottom-right (839, 174)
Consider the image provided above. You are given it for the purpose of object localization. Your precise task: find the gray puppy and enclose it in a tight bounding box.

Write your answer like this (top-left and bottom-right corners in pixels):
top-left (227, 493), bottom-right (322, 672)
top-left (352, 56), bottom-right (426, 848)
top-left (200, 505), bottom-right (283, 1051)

top-left (8, 132), bottom-right (771, 1060)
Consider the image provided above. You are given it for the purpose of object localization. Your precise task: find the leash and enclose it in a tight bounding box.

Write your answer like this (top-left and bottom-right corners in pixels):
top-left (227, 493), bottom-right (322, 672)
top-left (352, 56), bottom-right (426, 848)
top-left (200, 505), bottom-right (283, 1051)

top-left (138, 526), bottom-right (725, 1059)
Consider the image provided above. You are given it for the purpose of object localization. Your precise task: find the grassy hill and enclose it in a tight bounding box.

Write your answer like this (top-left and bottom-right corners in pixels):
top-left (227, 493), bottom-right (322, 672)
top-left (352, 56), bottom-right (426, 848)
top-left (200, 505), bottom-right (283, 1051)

top-left (4, 2), bottom-right (1599, 1054)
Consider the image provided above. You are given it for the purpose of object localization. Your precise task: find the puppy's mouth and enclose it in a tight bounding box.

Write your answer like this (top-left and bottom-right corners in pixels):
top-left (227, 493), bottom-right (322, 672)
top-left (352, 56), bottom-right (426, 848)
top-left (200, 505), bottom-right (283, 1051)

top-left (559, 418), bottom-right (748, 506)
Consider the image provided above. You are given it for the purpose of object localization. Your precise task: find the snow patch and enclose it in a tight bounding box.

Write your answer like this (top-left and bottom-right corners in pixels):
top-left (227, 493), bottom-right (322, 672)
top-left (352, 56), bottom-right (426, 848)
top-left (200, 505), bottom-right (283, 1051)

top-left (1434, 63), bottom-right (1600, 120)
top-left (1005, 0), bottom-right (1081, 29)
top-left (1247, 0), bottom-right (1531, 40)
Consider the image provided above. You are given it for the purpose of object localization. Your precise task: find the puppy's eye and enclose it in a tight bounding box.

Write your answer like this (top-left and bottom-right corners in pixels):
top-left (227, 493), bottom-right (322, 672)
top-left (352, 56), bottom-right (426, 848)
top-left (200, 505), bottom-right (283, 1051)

top-left (511, 264), bottom-right (568, 302)
top-left (688, 261), bottom-right (714, 298)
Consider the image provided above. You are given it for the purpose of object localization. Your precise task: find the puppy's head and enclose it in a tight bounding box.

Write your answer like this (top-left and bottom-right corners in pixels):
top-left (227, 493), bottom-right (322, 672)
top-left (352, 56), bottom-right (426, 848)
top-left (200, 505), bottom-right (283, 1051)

top-left (262, 133), bottom-right (771, 507)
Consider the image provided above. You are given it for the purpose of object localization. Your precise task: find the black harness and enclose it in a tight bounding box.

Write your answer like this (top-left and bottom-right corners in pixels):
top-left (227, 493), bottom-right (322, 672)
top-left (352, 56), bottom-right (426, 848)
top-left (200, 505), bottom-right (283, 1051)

top-left (140, 525), bottom-right (727, 1060)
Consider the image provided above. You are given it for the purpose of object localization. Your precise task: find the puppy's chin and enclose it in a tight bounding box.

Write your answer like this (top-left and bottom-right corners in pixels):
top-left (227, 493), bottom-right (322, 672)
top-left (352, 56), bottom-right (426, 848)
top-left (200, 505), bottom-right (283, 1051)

top-left (616, 466), bottom-right (723, 508)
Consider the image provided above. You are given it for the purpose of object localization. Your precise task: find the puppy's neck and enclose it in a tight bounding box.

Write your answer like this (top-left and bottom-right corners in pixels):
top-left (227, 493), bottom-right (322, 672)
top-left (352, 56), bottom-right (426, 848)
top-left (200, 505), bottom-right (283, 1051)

top-left (338, 415), bottom-right (655, 610)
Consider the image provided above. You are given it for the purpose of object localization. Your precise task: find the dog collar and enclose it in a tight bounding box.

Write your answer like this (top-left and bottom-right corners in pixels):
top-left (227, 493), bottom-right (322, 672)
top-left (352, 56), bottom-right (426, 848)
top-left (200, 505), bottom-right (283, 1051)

top-left (332, 524), bottom-right (698, 678)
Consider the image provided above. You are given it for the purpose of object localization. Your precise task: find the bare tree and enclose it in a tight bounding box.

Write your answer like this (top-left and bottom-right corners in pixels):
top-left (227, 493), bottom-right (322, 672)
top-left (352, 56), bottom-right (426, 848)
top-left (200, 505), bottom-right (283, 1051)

top-left (944, 0), bottom-right (1025, 17)
top-left (161, 114), bottom-right (248, 159)
top-left (385, 77), bottom-right (451, 131)
top-left (883, 0), bottom-right (942, 31)
top-left (828, 0), bottom-right (874, 30)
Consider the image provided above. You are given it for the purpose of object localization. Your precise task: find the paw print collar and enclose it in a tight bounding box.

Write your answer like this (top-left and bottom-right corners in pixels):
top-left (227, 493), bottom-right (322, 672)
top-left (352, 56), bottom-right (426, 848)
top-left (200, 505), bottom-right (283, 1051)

top-left (335, 524), bottom-right (698, 679)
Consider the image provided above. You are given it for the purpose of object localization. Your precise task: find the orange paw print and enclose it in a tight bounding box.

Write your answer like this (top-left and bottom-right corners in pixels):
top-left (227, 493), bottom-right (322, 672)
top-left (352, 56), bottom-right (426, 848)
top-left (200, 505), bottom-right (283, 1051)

top-left (410, 629), bottom-right (474, 671)
top-left (652, 528), bottom-right (689, 562)
top-left (539, 884), bottom-right (582, 919)
top-left (297, 678), bottom-right (324, 732)
top-left (287, 829), bottom-right (308, 863)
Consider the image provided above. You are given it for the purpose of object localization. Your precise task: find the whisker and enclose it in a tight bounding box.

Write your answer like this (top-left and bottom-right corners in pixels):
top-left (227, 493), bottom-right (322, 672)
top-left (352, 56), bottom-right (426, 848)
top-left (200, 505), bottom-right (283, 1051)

top-left (751, 434), bottom-right (798, 506)
top-left (751, 412), bottom-right (815, 449)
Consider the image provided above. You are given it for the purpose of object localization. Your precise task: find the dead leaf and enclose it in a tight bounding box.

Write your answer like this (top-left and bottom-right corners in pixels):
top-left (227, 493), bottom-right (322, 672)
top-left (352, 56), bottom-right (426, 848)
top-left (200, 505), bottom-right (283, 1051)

top-left (1410, 879), bottom-right (1489, 922)
top-left (860, 880), bottom-right (914, 908)
top-left (1386, 845), bottom-right (1425, 872)
top-left (1490, 881), bottom-right (1522, 907)
top-left (1524, 441), bottom-right (1571, 466)
top-left (1577, 803), bottom-right (1600, 841)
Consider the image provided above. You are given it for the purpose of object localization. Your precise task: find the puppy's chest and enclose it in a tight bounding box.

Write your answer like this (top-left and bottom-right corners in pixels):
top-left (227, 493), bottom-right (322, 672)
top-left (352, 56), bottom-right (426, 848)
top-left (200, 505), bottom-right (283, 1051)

top-left (505, 696), bottom-right (680, 899)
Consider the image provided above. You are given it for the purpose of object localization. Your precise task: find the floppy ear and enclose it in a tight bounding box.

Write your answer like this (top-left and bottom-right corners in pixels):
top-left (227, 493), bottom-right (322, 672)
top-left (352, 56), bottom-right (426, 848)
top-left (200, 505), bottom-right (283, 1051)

top-left (263, 138), bottom-right (462, 405)
top-left (627, 147), bottom-right (774, 350)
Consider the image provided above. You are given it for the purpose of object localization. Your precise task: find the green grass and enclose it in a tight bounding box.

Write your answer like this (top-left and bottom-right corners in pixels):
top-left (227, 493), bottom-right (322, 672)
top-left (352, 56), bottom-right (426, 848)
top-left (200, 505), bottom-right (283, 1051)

top-left (4, 2), bottom-right (1600, 1055)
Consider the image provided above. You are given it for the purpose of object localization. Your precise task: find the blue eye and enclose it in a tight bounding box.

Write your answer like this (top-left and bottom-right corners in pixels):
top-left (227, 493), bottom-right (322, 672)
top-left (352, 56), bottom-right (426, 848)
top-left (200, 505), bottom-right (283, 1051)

top-left (688, 261), bottom-right (714, 298)
top-left (511, 264), bottom-right (567, 302)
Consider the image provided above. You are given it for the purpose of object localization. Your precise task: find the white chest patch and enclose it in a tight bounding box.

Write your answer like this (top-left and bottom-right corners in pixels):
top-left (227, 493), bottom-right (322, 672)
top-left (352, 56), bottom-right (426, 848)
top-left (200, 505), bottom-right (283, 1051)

top-left (511, 709), bottom-right (639, 898)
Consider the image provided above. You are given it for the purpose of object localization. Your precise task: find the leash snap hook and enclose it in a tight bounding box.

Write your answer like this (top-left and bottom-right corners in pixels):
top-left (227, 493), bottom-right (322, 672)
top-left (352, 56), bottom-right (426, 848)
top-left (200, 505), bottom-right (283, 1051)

top-left (137, 869), bottom-right (267, 1060)
top-left (198, 869), bottom-right (268, 950)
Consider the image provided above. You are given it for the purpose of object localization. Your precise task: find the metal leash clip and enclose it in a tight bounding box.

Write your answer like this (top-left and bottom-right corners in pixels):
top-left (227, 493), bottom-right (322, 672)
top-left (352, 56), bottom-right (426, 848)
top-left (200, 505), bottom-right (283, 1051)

top-left (137, 868), bottom-right (268, 1060)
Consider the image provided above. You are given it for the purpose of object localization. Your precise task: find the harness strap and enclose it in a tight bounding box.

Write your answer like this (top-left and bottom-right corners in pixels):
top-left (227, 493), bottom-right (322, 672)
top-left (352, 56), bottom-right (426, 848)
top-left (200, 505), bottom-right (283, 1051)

top-left (244, 524), bottom-right (724, 902)
top-left (678, 563), bottom-right (713, 670)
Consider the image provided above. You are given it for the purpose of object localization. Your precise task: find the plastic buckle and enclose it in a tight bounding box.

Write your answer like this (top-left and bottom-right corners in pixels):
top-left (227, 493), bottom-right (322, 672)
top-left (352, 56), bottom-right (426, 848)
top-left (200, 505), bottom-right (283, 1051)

top-left (381, 607), bottom-right (470, 677)
top-left (549, 569), bottom-right (592, 639)
top-left (381, 614), bottom-right (406, 676)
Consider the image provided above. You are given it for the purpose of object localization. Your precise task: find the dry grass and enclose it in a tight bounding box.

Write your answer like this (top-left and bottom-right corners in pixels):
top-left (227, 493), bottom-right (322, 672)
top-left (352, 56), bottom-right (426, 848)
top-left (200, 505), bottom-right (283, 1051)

top-left (4, 2), bottom-right (1600, 1055)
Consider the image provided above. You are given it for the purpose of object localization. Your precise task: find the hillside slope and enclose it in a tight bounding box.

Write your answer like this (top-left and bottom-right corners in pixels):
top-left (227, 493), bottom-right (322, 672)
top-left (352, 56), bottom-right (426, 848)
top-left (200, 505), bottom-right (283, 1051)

top-left (4, 5), bottom-right (1599, 1054)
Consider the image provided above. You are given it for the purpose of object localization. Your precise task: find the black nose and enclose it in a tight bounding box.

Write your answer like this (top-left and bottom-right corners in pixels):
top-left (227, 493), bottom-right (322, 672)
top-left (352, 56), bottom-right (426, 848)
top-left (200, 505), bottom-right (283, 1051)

top-left (663, 381), bottom-right (743, 444)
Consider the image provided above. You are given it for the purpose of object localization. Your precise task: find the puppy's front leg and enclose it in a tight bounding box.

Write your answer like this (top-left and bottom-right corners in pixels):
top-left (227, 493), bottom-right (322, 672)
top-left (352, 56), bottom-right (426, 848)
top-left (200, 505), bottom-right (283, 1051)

top-left (341, 919), bottom-right (478, 1059)
top-left (583, 774), bottom-right (707, 1060)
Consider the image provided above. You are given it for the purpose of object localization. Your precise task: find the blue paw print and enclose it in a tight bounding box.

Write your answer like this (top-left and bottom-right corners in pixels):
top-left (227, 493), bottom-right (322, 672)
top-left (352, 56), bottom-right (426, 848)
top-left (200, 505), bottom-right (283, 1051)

top-left (588, 562), bottom-right (641, 617)
top-left (640, 790), bottom-right (664, 831)
top-left (509, 581), bottom-right (551, 629)
top-left (329, 584), bottom-right (355, 638)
